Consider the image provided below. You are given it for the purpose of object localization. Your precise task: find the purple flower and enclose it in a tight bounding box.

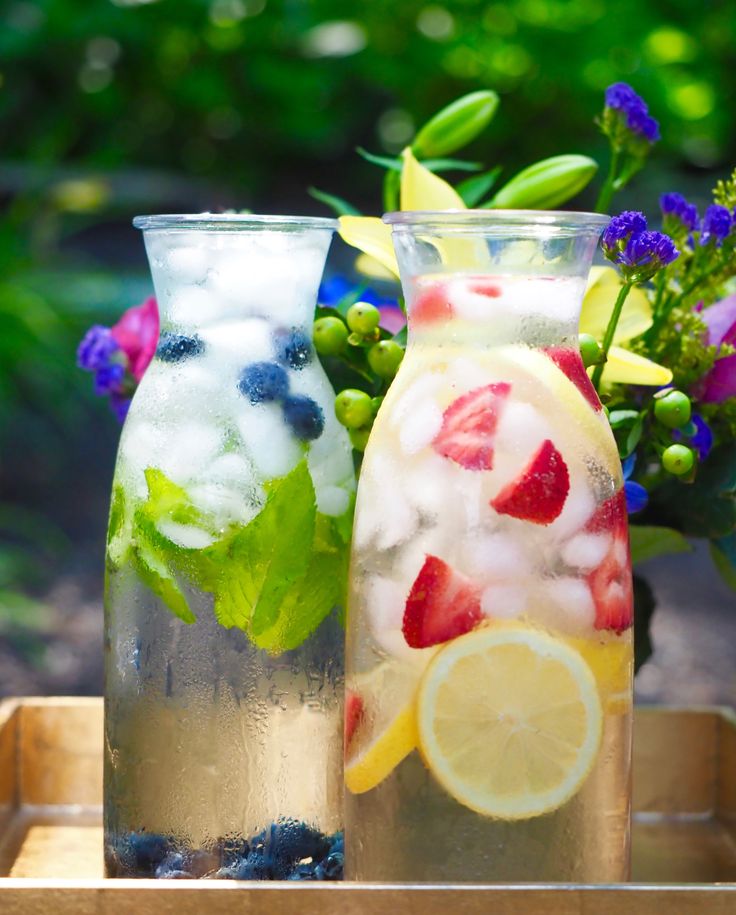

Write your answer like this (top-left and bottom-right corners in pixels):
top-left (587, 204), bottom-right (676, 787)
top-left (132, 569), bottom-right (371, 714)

top-left (619, 231), bottom-right (679, 270)
top-left (622, 454), bottom-right (648, 514)
top-left (94, 363), bottom-right (125, 396)
top-left (674, 415), bottom-right (713, 461)
top-left (697, 294), bottom-right (736, 403)
top-left (699, 204), bottom-right (732, 247)
top-left (604, 82), bottom-right (660, 143)
top-left (77, 325), bottom-right (120, 372)
top-left (601, 211), bottom-right (648, 250)
top-left (109, 392), bottom-right (132, 423)
top-left (660, 193), bottom-right (699, 232)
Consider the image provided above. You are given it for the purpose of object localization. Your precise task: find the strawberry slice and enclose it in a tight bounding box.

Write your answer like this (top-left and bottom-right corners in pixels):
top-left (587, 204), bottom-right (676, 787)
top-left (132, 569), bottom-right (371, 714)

top-left (432, 383), bottom-right (511, 470)
top-left (403, 555), bottom-right (482, 648)
top-left (468, 279), bottom-right (502, 298)
top-left (344, 689), bottom-right (364, 751)
top-left (490, 439), bottom-right (570, 524)
top-left (545, 346), bottom-right (602, 412)
top-left (411, 283), bottom-right (453, 325)
top-left (586, 491), bottom-right (633, 633)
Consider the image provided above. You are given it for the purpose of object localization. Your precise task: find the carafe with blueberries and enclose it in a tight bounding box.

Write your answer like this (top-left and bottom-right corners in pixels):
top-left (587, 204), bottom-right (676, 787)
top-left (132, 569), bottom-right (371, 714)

top-left (104, 214), bottom-right (353, 880)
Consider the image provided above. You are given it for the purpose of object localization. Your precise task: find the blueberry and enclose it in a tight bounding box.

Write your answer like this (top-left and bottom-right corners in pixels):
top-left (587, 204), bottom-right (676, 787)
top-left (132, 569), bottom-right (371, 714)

top-left (231, 852), bottom-right (271, 880)
top-left (274, 328), bottom-right (313, 370)
top-left (329, 832), bottom-right (344, 855)
top-left (128, 832), bottom-right (172, 873)
top-left (282, 395), bottom-right (324, 441)
top-left (155, 852), bottom-right (189, 879)
top-left (238, 362), bottom-right (290, 404)
top-left (288, 862), bottom-right (320, 881)
top-left (156, 333), bottom-right (204, 363)
top-left (320, 851), bottom-right (344, 880)
top-left (270, 819), bottom-right (330, 865)
top-left (219, 836), bottom-right (250, 866)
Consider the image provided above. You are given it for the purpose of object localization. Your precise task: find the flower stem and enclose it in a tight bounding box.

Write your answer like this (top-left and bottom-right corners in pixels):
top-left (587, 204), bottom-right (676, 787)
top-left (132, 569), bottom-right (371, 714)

top-left (595, 148), bottom-right (620, 213)
top-left (591, 281), bottom-right (634, 390)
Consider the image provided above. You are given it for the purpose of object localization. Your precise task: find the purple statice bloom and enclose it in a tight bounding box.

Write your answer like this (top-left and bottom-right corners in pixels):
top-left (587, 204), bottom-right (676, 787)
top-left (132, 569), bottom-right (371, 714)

top-left (94, 363), bottom-right (125, 396)
top-left (618, 231), bottom-right (679, 271)
top-left (622, 454), bottom-right (648, 514)
top-left (660, 193), bottom-right (699, 232)
top-left (318, 275), bottom-right (353, 306)
top-left (601, 211), bottom-right (648, 251)
top-left (699, 204), bottom-right (732, 247)
top-left (77, 325), bottom-right (120, 372)
top-left (605, 82), bottom-right (660, 143)
top-left (109, 392), bottom-right (132, 423)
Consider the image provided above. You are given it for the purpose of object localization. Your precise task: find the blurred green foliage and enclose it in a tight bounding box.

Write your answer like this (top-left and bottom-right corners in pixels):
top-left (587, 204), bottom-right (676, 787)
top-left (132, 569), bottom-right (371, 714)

top-left (0, 0), bottom-right (734, 620)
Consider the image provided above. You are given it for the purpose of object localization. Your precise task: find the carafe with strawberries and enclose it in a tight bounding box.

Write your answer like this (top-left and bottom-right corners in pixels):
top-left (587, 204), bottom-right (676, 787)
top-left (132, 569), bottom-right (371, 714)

top-left (344, 210), bottom-right (633, 882)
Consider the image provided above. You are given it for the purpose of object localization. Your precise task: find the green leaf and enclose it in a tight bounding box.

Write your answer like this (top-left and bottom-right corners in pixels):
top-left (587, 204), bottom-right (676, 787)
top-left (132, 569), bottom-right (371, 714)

top-left (357, 147), bottom-right (402, 171)
top-left (132, 538), bottom-right (196, 625)
top-left (143, 468), bottom-right (206, 527)
top-left (308, 187), bottom-right (361, 217)
top-left (710, 535), bottom-right (736, 592)
top-left (206, 461), bottom-right (316, 635)
top-left (608, 409), bottom-right (639, 429)
top-left (412, 90), bottom-right (499, 158)
top-left (420, 158), bottom-right (483, 173)
top-left (487, 154), bottom-right (598, 209)
top-left (629, 525), bottom-right (692, 565)
top-left (456, 167), bottom-right (503, 206)
top-left (623, 415), bottom-right (644, 457)
top-left (106, 484), bottom-right (133, 568)
top-left (633, 574), bottom-right (655, 673)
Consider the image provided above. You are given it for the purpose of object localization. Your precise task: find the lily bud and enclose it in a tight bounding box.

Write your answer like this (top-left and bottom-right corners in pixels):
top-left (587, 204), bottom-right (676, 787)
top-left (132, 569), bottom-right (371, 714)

top-left (412, 91), bottom-right (499, 158)
top-left (488, 155), bottom-right (598, 209)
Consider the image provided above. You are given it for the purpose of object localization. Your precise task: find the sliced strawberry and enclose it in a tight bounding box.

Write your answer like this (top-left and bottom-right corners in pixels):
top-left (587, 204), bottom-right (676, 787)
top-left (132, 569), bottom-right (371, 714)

top-left (490, 439), bottom-right (570, 524)
top-left (403, 555), bottom-right (482, 648)
top-left (585, 491), bottom-right (633, 633)
top-left (411, 283), bottom-right (453, 325)
top-left (344, 689), bottom-right (364, 751)
top-left (468, 279), bottom-right (502, 298)
top-left (545, 346), bottom-right (602, 412)
top-left (432, 383), bottom-right (511, 471)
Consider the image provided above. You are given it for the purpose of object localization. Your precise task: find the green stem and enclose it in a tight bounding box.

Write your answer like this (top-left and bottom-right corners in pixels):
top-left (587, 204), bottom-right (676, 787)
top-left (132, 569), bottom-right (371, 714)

top-left (591, 281), bottom-right (634, 390)
top-left (644, 256), bottom-right (727, 344)
top-left (595, 149), bottom-right (620, 214)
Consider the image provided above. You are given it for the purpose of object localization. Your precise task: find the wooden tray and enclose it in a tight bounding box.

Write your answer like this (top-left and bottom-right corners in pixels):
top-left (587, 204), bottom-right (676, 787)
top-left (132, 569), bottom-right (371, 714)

top-left (0, 698), bottom-right (734, 914)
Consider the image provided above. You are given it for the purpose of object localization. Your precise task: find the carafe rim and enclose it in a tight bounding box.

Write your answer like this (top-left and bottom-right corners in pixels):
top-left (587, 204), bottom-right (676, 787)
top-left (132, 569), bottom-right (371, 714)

top-left (133, 213), bottom-right (338, 232)
top-left (383, 209), bottom-right (610, 233)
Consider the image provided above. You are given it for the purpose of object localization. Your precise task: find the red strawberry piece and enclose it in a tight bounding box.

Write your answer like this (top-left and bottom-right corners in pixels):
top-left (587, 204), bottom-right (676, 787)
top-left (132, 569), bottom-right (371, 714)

top-left (344, 689), bottom-right (364, 751)
top-left (586, 491), bottom-right (633, 633)
top-left (545, 346), bottom-right (603, 412)
top-left (490, 439), bottom-right (570, 524)
top-left (468, 279), bottom-right (502, 298)
top-left (402, 555), bottom-right (482, 648)
top-left (411, 283), bottom-right (453, 325)
top-left (432, 383), bottom-right (511, 471)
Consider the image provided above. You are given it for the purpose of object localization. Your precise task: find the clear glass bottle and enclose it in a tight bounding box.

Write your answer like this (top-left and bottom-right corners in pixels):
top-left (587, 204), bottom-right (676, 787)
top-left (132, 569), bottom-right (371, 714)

top-left (105, 215), bottom-right (353, 880)
top-left (345, 210), bottom-right (632, 882)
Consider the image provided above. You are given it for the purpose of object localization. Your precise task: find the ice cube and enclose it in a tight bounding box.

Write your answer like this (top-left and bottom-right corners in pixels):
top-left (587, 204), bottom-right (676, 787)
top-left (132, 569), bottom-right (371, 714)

top-left (316, 484), bottom-right (351, 517)
top-left (398, 399), bottom-right (443, 455)
top-left (494, 400), bottom-right (554, 460)
top-left (166, 245), bottom-right (209, 285)
top-left (481, 583), bottom-right (528, 620)
top-left (200, 317), bottom-right (274, 364)
top-left (462, 532), bottom-right (533, 582)
top-left (443, 356), bottom-right (492, 394)
top-left (363, 575), bottom-right (434, 663)
top-left (236, 403), bottom-right (303, 481)
top-left (156, 521), bottom-right (214, 550)
top-left (354, 454), bottom-right (418, 552)
top-left (188, 482), bottom-right (261, 529)
top-left (206, 453), bottom-right (255, 488)
top-left (547, 473), bottom-right (596, 540)
top-left (536, 576), bottom-right (595, 635)
top-left (561, 532), bottom-right (612, 572)
top-left (401, 452), bottom-right (451, 519)
top-left (158, 422), bottom-right (224, 485)
top-left (390, 372), bottom-right (445, 429)
top-left (119, 420), bottom-right (168, 497)
top-left (169, 286), bottom-right (216, 327)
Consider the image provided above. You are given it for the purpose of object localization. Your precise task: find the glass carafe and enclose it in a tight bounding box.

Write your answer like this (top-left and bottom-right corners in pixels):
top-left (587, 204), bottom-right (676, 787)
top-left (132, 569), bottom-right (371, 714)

top-left (105, 215), bottom-right (353, 880)
top-left (345, 210), bottom-right (632, 882)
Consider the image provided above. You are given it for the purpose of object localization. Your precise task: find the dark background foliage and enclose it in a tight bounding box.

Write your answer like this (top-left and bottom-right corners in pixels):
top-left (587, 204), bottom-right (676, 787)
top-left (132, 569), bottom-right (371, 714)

top-left (0, 0), bottom-right (734, 695)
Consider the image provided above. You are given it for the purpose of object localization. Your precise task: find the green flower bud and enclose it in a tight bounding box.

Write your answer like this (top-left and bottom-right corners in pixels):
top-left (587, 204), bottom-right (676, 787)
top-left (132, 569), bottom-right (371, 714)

top-left (412, 91), bottom-right (499, 158)
top-left (578, 333), bottom-right (604, 368)
top-left (654, 390), bottom-right (692, 430)
top-left (662, 443), bottom-right (694, 476)
top-left (349, 425), bottom-right (373, 452)
top-left (335, 389), bottom-right (374, 429)
top-left (488, 155), bottom-right (598, 210)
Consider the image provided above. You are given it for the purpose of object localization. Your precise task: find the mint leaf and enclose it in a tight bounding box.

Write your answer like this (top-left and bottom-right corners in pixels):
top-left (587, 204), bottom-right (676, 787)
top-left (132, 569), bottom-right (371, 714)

top-left (132, 535), bottom-right (196, 625)
top-left (106, 484), bottom-right (133, 568)
top-left (143, 468), bottom-right (208, 528)
top-left (206, 460), bottom-right (316, 634)
top-left (629, 525), bottom-right (692, 565)
top-left (251, 549), bottom-right (344, 653)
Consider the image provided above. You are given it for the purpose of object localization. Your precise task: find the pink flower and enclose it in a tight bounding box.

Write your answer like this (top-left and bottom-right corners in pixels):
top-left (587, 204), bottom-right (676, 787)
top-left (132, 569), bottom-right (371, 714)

top-left (378, 304), bottom-right (407, 334)
top-left (697, 294), bottom-right (736, 403)
top-left (111, 297), bottom-right (160, 382)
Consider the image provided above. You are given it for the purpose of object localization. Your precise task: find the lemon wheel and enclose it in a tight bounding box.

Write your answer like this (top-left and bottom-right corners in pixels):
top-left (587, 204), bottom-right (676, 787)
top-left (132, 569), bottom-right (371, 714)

top-left (417, 623), bottom-right (603, 819)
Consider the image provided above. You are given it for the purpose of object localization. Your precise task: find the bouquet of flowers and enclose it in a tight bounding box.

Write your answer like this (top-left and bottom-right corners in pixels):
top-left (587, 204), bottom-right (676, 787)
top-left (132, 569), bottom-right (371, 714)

top-left (79, 84), bottom-right (736, 664)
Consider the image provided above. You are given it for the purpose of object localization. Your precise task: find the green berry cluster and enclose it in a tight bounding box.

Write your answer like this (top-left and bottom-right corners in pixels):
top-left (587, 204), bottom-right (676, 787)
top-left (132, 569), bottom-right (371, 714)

top-left (313, 301), bottom-right (405, 452)
top-left (653, 389), bottom-right (695, 477)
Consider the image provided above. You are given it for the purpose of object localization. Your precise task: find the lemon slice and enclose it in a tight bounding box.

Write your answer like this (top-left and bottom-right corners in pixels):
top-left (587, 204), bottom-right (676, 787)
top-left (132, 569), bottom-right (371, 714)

top-left (569, 634), bottom-right (632, 714)
top-left (417, 623), bottom-right (603, 819)
top-left (345, 660), bottom-right (421, 795)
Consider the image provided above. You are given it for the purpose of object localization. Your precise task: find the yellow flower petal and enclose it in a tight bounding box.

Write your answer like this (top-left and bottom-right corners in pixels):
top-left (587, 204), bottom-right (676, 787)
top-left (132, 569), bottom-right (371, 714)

top-left (400, 148), bottom-right (465, 211)
top-left (599, 346), bottom-right (673, 386)
top-left (581, 268), bottom-right (653, 342)
top-left (354, 252), bottom-right (398, 281)
top-left (338, 216), bottom-right (399, 277)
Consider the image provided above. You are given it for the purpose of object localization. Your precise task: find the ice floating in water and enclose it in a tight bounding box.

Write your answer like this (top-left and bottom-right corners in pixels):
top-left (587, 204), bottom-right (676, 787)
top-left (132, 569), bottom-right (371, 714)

top-left (236, 403), bottom-right (302, 480)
